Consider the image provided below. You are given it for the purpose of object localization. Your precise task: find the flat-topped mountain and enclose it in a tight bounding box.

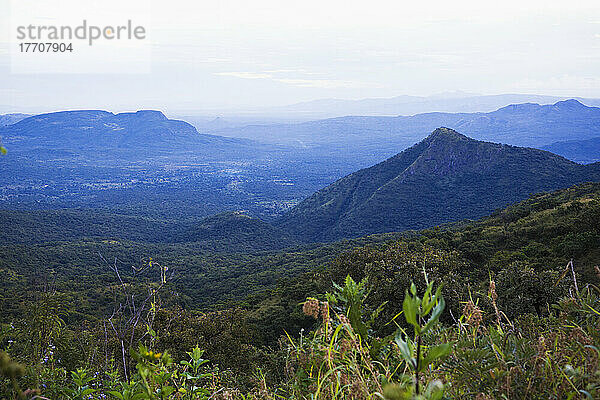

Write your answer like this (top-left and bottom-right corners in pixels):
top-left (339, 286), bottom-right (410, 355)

top-left (277, 128), bottom-right (600, 241)
top-left (0, 110), bottom-right (253, 151)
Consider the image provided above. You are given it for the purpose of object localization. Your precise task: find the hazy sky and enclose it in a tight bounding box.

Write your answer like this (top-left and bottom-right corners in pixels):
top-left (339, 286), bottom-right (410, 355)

top-left (0, 0), bottom-right (599, 113)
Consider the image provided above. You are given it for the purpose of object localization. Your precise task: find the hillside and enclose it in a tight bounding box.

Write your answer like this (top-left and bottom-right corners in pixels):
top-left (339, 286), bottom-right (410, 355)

top-left (542, 136), bottom-right (600, 164)
top-left (0, 113), bottom-right (30, 127)
top-left (256, 181), bottom-right (600, 338)
top-left (179, 211), bottom-right (299, 250)
top-left (277, 127), bottom-right (600, 241)
top-left (0, 209), bottom-right (297, 251)
top-left (2, 181), bottom-right (599, 399)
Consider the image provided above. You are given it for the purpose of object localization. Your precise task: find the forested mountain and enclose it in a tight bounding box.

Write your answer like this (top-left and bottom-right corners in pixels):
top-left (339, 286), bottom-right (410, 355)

top-left (253, 181), bottom-right (600, 342)
top-left (542, 136), bottom-right (600, 164)
top-left (277, 127), bottom-right (600, 241)
top-left (179, 211), bottom-right (299, 250)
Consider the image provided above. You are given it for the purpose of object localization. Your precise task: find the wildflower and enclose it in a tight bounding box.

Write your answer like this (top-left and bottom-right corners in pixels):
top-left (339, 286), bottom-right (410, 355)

top-left (489, 280), bottom-right (497, 302)
top-left (302, 298), bottom-right (320, 319)
top-left (338, 314), bottom-right (351, 326)
top-left (319, 301), bottom-right (330, 323)
top-left (462, 300), bottom-right (483, 333)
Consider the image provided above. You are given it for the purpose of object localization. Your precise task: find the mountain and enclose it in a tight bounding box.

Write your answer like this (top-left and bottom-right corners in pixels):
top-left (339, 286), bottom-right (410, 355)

top-left (542, 137), bottom-right (600, 164)
top-left (455, 99), bottom-right (600, 147)
top-left (0, 110), bottom-right (255, 152)
top-left (256, 93), bottom-right (600, 118)
top-left (0, 113), bottom-right (30, 127)
top-left (0, 109), bottom-right (299, 222)
top-left (209, 100), bottom-right (600, 150)
top-left (276, 128), bottom-right (600, 241)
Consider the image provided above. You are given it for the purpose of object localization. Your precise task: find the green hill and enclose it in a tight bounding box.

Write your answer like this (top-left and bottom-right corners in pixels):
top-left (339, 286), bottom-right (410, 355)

top-left (177, 211), bottom-right (299, 251)
top-left (277, 127), bottom-right (600, 241)
top-left (0, 209), bottom-right (297, 251)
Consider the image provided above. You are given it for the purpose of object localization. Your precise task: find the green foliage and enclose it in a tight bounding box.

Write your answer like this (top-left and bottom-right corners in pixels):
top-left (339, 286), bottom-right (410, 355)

top-left (391, 280), bottom-right (449, 399)
top-left (66, 368), bottom-right (97, 399)
top-left (0, 351), bottom-right (26, 399)
top-left (329, 276), bottom-right (371, 341)
top-left (267, 276), bottom-right (453, 399)
top-left (1, 183), bottom-right (599, 399)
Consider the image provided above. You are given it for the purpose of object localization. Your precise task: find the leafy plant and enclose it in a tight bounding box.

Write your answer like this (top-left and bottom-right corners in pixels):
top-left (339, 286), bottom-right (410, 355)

top-left (387, 280), bottom-right (450, 399)
top-left (66, 368), bottom-right (97, 399)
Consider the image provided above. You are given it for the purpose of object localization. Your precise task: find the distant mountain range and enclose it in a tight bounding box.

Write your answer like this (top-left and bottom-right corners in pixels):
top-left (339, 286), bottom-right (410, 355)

top-left (2, 104), bottom-right (599, 227)
top-left (4, 100), bottom-right (599, 165)
top-left (542, 137), bottom-right (600, 164)
top-left (277, 128), bottom-right (600, 241)
top-left (209, 99), bottom-right (600, 151)
top-left (256, 93), bottom-right (600, 118)
top-left (0, 109), bottom-right (319, 221)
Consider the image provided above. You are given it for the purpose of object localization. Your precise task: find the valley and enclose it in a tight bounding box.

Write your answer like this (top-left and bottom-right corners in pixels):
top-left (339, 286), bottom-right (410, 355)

top-left (1, 102), bottom-right (599, 399)
top-left (3, 2), bottom-right (599, 397)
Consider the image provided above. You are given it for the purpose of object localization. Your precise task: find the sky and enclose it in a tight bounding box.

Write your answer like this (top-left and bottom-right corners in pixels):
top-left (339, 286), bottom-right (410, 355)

top-left (0, 0), bottom-right (599, 114)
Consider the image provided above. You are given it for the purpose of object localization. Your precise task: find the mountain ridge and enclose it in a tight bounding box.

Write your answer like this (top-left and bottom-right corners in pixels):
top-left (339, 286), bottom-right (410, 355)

top-left (276, 127), bottom-right (600, 241)
top-left (207, 99), bottom-right (600, 151)
top-left (0, 113), bottom-right (30, 127)
top-left (541, 136), bottom-right (600, 164)
top-left (256, 93), bottom-right (600, 118)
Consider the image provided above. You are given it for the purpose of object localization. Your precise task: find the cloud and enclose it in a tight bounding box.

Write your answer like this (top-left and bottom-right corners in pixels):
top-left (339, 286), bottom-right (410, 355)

top-left (215, 71), bottom-right (273, 79)
top-left (510, 75), bottom-right (600, 95)
top-left (273, 78), bottom-right (380, 89)
top-left (263, 68), bottom-right (315, 74)
top-left (214, 69), bottom-right (380, 89)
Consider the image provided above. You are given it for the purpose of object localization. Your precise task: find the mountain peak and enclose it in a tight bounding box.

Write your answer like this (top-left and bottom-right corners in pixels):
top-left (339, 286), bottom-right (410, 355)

top-left (278, 128), bottom-right (600, 241)
top-left (496, 102), bottom-right (541, 113)
top-left (115, 110), bottom-right (167, 121)
top-left (426, 127), bottom-right (471, 142)
top-left (553, 99), bottom-right (585, 109)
